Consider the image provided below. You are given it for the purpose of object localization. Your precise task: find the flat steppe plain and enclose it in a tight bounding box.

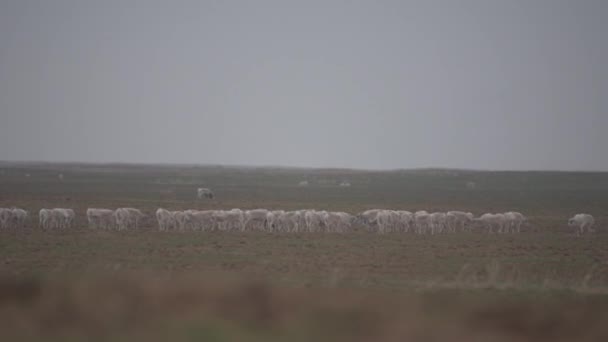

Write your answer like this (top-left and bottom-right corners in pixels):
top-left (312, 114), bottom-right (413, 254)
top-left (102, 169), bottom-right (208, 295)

top-left (1, 162), bottom-right (607, 341)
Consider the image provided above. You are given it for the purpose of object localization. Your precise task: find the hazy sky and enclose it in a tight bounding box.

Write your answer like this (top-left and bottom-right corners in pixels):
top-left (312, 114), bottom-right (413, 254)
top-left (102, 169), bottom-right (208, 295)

top-left (1, 0), bottom-right (607, 170)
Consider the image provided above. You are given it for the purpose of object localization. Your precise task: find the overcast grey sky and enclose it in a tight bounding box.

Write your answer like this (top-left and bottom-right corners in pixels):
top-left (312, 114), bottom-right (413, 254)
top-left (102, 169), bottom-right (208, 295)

top-left (0, 1), bottom-right (606, 170)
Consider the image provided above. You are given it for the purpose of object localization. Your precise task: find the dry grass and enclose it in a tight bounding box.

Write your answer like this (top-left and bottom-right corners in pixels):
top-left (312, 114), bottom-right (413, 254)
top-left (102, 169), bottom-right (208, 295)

top-left (1, 230), bottom-right (608, 340)
top-left (1, 273), bottom-right (608, 342)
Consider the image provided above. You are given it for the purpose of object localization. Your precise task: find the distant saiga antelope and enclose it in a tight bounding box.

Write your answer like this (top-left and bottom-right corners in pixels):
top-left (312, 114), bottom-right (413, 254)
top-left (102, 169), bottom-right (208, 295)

top-left (197, 187), bottom-right (214, 199)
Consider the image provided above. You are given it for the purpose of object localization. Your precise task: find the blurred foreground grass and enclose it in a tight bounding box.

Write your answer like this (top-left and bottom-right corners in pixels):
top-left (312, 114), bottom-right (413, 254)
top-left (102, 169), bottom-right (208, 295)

top-left (2, 230), bottom-right (608, 341)
top-left (2, 273), bottom-right (608, 342)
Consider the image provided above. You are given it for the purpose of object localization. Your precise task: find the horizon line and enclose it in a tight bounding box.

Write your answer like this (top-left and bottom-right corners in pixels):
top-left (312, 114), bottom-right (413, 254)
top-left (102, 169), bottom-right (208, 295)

top-left (0, 159), bottom-right (607, 173)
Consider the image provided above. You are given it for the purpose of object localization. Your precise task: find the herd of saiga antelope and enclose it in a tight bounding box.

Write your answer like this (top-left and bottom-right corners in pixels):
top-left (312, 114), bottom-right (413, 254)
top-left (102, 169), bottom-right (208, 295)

top-left (0, 207), bottom-right (597, 235)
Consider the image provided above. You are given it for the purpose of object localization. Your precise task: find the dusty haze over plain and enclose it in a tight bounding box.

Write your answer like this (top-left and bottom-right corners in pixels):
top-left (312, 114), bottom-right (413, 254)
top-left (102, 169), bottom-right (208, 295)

top-left (0, 0), bottom-right (606, 170)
